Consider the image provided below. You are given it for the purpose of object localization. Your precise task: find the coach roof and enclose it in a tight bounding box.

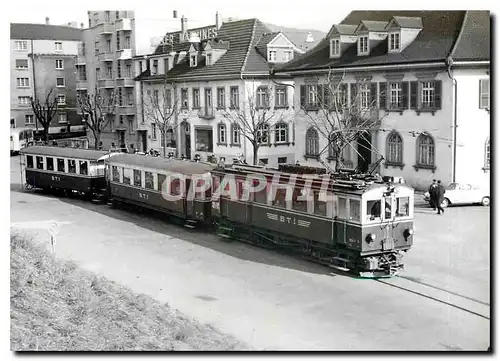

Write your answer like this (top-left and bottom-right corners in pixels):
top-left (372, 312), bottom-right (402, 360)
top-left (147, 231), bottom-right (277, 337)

top-left (20, 146), bottom-right (110, 161)
top-left (106, 154), bottom-right (215, 175)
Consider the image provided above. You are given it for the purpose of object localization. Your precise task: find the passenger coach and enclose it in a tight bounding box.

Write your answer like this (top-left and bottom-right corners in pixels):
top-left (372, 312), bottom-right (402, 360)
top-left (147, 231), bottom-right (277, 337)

top-left (19, 146), bottom-right (116, 198)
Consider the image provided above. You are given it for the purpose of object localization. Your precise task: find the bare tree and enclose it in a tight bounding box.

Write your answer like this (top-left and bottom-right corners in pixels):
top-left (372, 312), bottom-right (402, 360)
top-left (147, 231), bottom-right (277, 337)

top-left (142, 79), bottom-right (180, 156)
top-left (30, 89), bottom-right (58, 143)
top-left (300, 69), bottom-right (385, 172)
top-left (77, 87), bottom-right (117, 149)
top-left (222, 81), bottom-right (296, 165)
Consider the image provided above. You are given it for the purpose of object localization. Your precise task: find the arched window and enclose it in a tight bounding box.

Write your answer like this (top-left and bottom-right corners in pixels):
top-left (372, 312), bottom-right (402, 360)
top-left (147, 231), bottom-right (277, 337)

top-left (217, 123), bottom-right (227, 144)
top-left (386, 131), bottom-right (403, 164)
top-left (485, 138), bottom-right (490, 169)
top-left (274, 122), bottom-right (288, 143)
top-left (328, 132), bottom-right (339, 158)
top-left (416, 133), bottom-right (435, 166)
top-left (231, 124), bottom-right (240, 145)
top-left (306, 127), bottom-right (319, 156)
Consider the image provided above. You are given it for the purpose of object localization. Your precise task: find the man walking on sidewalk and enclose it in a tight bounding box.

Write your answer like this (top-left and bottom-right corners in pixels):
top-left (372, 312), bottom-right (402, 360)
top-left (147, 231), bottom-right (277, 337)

top-left (428, 179), bottom-right (438, 210)
top-left (436, 180), bottom-right (446, 215)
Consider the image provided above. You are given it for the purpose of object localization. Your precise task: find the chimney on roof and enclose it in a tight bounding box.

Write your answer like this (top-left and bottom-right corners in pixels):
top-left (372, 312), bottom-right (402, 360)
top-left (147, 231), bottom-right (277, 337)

top-left (181, 15), bottom-right (188, 42)
top-left (305, 32), bottom-right (314, 43)
top-left (215, 11), bottom-right (222, 30)
top-left (45, 17), bottom-right (50, 25)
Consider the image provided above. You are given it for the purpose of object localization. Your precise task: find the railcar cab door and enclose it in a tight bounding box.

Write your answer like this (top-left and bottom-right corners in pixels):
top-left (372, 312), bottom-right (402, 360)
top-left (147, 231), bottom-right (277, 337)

top-left (185, 173), bottom-right (212, 221)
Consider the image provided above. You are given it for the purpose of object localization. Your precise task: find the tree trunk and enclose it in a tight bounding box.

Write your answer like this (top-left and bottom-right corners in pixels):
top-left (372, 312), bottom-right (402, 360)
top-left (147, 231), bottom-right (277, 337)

top-left (252, 143), bottom-right (259, 165)
top-left (44, 125), bottom-right (50, 144)
top-left (162, 131), bottom-right (166, 157)
top-left (335, 151), bottom-right (342, 172)
top-left (94, 132), bottom-right (101, 150)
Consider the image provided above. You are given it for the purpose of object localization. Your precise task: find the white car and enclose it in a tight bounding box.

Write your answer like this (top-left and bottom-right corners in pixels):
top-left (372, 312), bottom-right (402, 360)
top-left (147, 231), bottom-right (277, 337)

top-left (424, 182), bottom-right (490, 207)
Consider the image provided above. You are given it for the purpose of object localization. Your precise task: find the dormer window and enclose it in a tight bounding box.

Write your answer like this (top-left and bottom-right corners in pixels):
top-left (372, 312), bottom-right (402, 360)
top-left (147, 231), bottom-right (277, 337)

top-left (330, 38), bottom-right (341, 57)
top-left (358, 36), bottom-right (369, 55)
top-left (190, 54), bottom-right (197, 67)
top-left (269, 50), bottom-right (277, 62)
top-left (389, 32), bottom-right (401, 52)
top-left (206, 53), bottom-right (212, 66)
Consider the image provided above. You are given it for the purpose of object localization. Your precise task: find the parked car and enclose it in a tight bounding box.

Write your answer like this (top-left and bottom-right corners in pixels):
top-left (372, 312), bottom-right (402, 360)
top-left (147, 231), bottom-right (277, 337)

top-left (424, 182), bottom-right (490, 207)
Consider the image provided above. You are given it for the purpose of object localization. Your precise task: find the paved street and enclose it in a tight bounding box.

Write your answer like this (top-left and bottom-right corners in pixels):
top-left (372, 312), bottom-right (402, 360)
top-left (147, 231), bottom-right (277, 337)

top-left (9, 156), bottom-right (490, 351)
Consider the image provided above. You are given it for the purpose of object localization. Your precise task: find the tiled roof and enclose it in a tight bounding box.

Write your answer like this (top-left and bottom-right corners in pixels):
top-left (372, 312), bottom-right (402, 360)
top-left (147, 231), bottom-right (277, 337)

top-left (255, 32), bottom-right (280, 57)
top-left (391, 16), bottom-right (423, 29)
top-left (277, 11), bottom-right (479, 73)
top-left (328, 24), bottom-right (358, 36)
top-left (10, 23), bottom-right (81, 41)
top-left (450, 11), bottom-right (490, 61)
top-left (358, 20), bottom-right (388, 32)
top-left (243, 20), bottom-right (275, 74)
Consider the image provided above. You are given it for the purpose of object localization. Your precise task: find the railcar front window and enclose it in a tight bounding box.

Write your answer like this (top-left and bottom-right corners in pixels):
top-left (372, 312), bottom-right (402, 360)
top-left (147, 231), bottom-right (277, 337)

top-left (26, 155), bottom-right (33, 168)
top-left (367, 200), bottom-right (381, 221)
top-left (36, 156), bottom-right (44, 170)
top-left (112, 166), bottom-right (120, 182)
top-left (157, 174), bottom-right (166, 192)
top-left (272, 187), bottom-right (287, 208)
top-left (57, 158), bottom-right (65, 172)
top-left (384, 197), bottom-right (392, 220)
top-left (68, 160), bottom-right (76, 174)
top-left (123, 168), bottom-right (131, 184)
top-left (79, 161), bottom-right (88, 175)
top-left (396, 197), bottom-right (409, 217)
top-left (46, 157), bottom-right (54, 171)
top-left (349, 199), bottom-right (360, 222)
top-left (133, 169), bottom-right (141, 187)
top-left (96, 160), bottom-right (105, 176)
top-left (313, 191), bottom-right (327, 216)
top-left (145, 171), bottom-right (154, 189)
top-left (338, 197), bottom-right (347, 219)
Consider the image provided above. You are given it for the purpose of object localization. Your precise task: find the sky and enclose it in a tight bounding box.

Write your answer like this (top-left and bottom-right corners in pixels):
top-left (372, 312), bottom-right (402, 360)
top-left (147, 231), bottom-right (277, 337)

top-left (7, 0), bottom-right (495, 55)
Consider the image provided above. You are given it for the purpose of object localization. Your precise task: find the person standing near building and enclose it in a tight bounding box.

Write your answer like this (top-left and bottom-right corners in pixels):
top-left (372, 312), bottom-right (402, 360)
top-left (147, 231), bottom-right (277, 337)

top-left (436, 180), bottom-right (446, 215)
top-left (428, 179), bottom-right (438, 210)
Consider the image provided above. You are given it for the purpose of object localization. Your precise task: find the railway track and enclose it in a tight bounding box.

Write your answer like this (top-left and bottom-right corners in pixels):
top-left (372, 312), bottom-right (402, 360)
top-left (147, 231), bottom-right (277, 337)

top-left (375, 275), bottom-right (490, 320)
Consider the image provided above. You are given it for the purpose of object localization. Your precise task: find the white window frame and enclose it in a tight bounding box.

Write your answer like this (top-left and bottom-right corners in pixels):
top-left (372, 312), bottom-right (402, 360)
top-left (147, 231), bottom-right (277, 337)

top-left (275, 87), bottom-right (287, 107)
top-left (218, 123), bottom-right (227, 144)
top-left (284, 51), bottom-right (292, 61)
top-left (257, 124), bottom-right (269, 144)
top-left (206, 53), bottom-right (212, 65)
top-left (358, 35), bottom-right (369, 55)
top-left (25, 114), bottom-right (34, 125)
top-left (275, 123), bottom-right (288, 143)
top-left (389, 32), bottom-right (401, 52)
top-left (231, 124), bottom-right (240, 144)
top-left (479, 79), bottom-right (490, 109)
top-left (58, 113), bottom-right (67, 123)
top-left (360, 84), bottom-right (370, 109)
top-left (330, 38), bottom-right (341, 57)
top-left (57, 95), bottom-right (66, 105)
top-left (256, 87), bottom-right (268, 108)
top-left (307, 85), bottom-right (317, 107)
top-left (387, 132), bottom-right (403, 164)
top-left (55, 42), bottom-right (63, 52)
top-left (55, 59), bottom-right (64, 70)
top-left (15, 59), bottom-right (28, 69)
top-left (269, 50), bottom-right (277, 62)
top-left (15, 40), bottom-right (28, 51)
top-left (18, 96), bottom-right (31, 106)
top-left (417, 134), bottom-right (435, 166)
top-left (56, 77), bottom-right (65, 87)
top-left (421, 81), bottom-right (435, 109)
top-left (389, 82), bottom-right (402, 108)
top-left (16, 78), bottom-right (29, 88)
top-left (230, 86), bottom-right (239, 108)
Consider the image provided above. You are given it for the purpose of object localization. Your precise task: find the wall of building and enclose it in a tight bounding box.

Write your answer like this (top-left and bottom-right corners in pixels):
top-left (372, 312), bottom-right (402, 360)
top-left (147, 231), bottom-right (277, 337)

top-left (454, 67), bottom-right (490, 188)
top-left (11, 39), bottom-right (34, 128)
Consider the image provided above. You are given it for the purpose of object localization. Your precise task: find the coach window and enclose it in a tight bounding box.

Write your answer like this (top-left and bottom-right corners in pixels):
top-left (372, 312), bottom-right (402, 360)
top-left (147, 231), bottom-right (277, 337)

top-left (170, 178), bottom-right (181, 196)
top-left (313, 190), bottom-right (327, 216)
top-left (46, 157), bottom-right (54, 171)
top-left (79, 161), bottom-right (88, 175)
top-left (367, 200), bottom-right (382, 221)
top-left (57, 158), bottom-right (65, 172)
top-left (254, 179), bottom-right (268, 204)
top-left (123, 168), bottom-right (131, 184)
top-left (112, 166), bottom-right (120, 182)
top-left (145, 171), bottom-right (154, 189)
top-left (68, 159), bottom-right (76, 174)
top-left (349, 199), bottom-right (361, 222)
top-left (36, 156), bottom-right (44, 170)
top-left (396, 197), bottom-right (410, 217)
top-left (272, 186), bottom-right (287, 208)
top-left (157, 173), bottom-right (166, 192)
top-left (26, 155), bottom-right (33, 169)
top-left (338, 197), bottom-right (347, 219)
top-left (292, 187), bottom-right (308, 213)
top-left (384, 197), bottom-right (393, 220)
top-left (133, 169), bottom-right (141, 187)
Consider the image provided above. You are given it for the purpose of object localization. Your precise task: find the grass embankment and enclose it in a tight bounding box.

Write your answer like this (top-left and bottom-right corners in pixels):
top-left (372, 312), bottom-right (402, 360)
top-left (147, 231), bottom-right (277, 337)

top-left (10, 234), bottom-right (249, 351)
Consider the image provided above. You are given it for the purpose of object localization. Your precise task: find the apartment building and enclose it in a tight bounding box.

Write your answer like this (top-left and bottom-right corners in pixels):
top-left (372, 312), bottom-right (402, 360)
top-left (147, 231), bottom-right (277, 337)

top-left (135, 15), bottom-right (306, 166)
top-left (78, 10), bottom-right (136, 150)
top-left (10, 20), bottom-right (85, 138)
top-left (276, 11), bottom-right (490, 190)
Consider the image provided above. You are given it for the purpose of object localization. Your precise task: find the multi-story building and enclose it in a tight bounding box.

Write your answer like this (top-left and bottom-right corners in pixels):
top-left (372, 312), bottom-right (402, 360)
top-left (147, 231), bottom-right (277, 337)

top-left (79, 10), bottom-right (136, 150)
top-left (276, 11), bottom-right (490, 190)
top-left (135, 15), bottom-right (306, 166)
top-left (10, 19), bottom-right (85, 138)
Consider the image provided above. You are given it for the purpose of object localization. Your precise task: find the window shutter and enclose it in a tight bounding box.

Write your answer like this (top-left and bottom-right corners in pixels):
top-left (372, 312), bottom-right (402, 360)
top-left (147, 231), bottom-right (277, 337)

top-left (434, 80), bottom-right (442, 109)
top-left (379, 82), bottom-right (387, 110)
top-left (402, 82), bottom-right (409, 109)
top-left (324, 85), bottom-right (331, 108)
top-left (350, 83), bottom-right (357, 107)
top-left (410, 81), bottom-right (418, 109)
top-left (300, 85), bottom-right (306, 107)
top-left (317, 84), bottom-right (324, 106)
top-left (370, 82), bottom-right (378, 108)
top-left (341, 83), bottom-right (348, 108)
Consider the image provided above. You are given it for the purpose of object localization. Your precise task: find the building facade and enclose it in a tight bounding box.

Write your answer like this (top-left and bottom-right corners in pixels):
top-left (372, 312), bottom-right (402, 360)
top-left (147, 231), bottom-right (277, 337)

top-left (135, 16), bottom-right (306, 166)
top-left (78, 10), bottom-right (136, 150)
top-left (10, 21), bottom-right (85, 138)
top-left (276, 11), bottom-right (490, 191)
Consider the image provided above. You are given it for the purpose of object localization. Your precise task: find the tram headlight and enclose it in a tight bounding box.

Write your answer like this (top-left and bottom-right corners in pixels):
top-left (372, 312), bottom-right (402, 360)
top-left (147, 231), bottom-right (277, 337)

top-left (366, 233), bottom-right (377, 243)
top-left (404, 228), bottom-right (414, 238)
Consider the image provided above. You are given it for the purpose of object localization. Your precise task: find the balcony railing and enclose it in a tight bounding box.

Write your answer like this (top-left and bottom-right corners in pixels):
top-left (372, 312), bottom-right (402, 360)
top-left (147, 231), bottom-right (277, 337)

top-left (75, 56), bottom-right (86, 65)
top-left (117, 104), bottom-right (136, 115)
top-left (116, 18), bottom-right (132, 31)
top-left (99, 23), bottom-right (114, 35)
top-left (198, 106), bottom-right (215, 120)
top-left (116, 78), bottom-right (135, 87)
top-left (97, 79), bottom-right (115, 88)
top-left (118, 49), bottom-right (132, 60)
top-left (98, 51), bottom-right (114, 62)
